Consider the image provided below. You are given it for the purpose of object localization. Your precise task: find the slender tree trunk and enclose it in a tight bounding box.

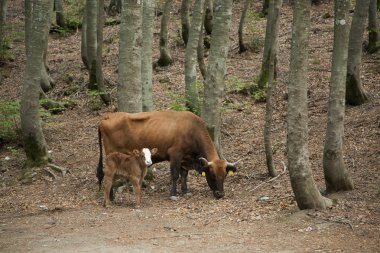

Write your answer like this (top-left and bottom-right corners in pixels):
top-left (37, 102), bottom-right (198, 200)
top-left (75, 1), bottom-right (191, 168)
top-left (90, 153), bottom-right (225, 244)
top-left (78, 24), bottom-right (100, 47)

top-left (346, 0), bottom-right (370, 106)
top-left (257, 0), bottom-right (282, 90)
top-left (262, 0), bottom-right (269, 16)
top-left (118, 0), bottom-right (143, 112)
top-left (197, 2), bottom-right (207, 80)
top-left (367, 0), bottom-right (379, 53)
top-left (54, 0), bottom-right (66, 28)
top-left (108, 0), bottom-right (122, 16)
top-left (81, 2), bottom-right (89, 69)
top-left (142, 0), bottom-right (155, 112)
top-left (204, 0), bottom-right (213, 35)
top-left (287, 0), bottom-right (331, 210)
top-left (263, 0), bottom-right (282, 178)
top-left (21, 0), bottom-right (51, 169)
top-left (157, 0), bottom-right (173, 67)
top-left (323, 0), bottom-right (354, 193)
top-left (0, 0), bottom-right (9, 62)
top-left (86, 0), bottom-right (98, 90)
top-left (238, 0), bottom-right (251, 53)
top-left (202, 0), bottom-right (233, 155)
top-left (181, 0), bottom-right (191, 45)
top-left (185, 0), bottom-right (204, 114)
top-left (97, 0), bottom-right (110, 105)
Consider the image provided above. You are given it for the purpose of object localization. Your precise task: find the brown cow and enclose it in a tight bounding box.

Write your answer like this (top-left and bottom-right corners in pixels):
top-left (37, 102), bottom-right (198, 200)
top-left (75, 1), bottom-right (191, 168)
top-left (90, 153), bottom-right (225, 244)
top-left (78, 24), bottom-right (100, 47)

top-left (97, 111), bottom-right (236, 200)
top-left (103, 148), bottom-right (158, 207)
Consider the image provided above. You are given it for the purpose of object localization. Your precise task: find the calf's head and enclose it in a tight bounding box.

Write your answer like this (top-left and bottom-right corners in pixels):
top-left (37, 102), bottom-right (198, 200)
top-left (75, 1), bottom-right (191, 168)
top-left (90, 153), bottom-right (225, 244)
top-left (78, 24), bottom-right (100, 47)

top-left (134, 148), bottom-right (158, 166)
top-left (199, 158), bottom-right (237, 199)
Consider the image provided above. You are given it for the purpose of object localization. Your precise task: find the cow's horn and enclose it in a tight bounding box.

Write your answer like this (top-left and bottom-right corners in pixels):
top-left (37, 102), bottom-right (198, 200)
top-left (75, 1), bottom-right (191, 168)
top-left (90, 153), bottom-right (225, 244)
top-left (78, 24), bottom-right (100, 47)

top-left (199, 157), bottom-right (212, 166)
top-left (226, 158), bottom-right (242, 167)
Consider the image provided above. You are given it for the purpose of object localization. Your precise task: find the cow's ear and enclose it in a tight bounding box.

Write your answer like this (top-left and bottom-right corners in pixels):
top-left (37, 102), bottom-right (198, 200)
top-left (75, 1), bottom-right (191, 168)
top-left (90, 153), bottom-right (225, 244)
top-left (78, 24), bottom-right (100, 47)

top-left (226, 164), bottom-right (237, 176)
top-left (151, 148), bottom-right (158, 156)
top-left (199, 166), bottom-right (209, 177)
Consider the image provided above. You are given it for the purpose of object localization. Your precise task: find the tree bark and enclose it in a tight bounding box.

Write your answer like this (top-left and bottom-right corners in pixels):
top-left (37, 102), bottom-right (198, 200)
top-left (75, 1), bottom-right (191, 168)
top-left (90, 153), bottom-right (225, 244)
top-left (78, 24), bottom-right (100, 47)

top-left (287, 0), bottom-right (331, 210)
top-left (181, 0), bottom-right (191, 45)
top-left (21, 0), bottom-right (51, 168)
top-left (262, 0), bottom-right (269, 16)
top-left (142, 0), bottom-right (155, 112)
top-left (81, 2), bottom-right (89, 69)
top-left (257, 0), bottom-right (282, 90)
top-left (367, 0), bottom-right (379, 53)
top-left (263, 0), bottom-right (282, 178)
top-left (323, 0), bottom-right (354, 193)
top-left (86, 0), bottom-right (98, 90)
top-left (197, 1), bottom-right (207, 80)
top-left (157, 0), bottom-right (173, 67)
top-left (54, 0), bottom-right (66, 28)
top-left (117, 0), bottom-right (143, 112)
top-left (108, 0), bottom-right (122, 16)
top-left (185, 0), bottom-right (204, 114)
top-left (0, 0), bottom-right (9, 62)
top-left (346, 0), bottom-right (370, 106)
top-left (97, 0), bottom-right (111, 105)
top-left (202, 0), bottom-right (233, 155)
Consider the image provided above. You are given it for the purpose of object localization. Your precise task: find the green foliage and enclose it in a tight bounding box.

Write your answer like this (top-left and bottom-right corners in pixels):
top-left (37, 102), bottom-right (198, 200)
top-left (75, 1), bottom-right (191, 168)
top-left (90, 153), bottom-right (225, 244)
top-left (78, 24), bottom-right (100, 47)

top-left (225, 76), bottom-right (250, 94)
top-left (253, 88), bottom-right (267, 102)
top-left (167, 90), bottom-right (188, 112)
top-left (63, 0), bottom-right (86, 30)
top-left (0, 101), bottom-right (21, 145)
top-left (245, 9), bottom-right (265, 53)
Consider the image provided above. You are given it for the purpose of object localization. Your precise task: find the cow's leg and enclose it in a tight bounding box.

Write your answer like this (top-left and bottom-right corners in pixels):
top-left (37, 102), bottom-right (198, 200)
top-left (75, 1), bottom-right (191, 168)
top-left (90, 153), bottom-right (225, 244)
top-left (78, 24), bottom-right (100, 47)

top-left (103, 173), bottom-right (114, 207)
top-left (168, 152), bottom-right (182, 200)
top-left (130, 176), bottom-right (141, 208)
top-left (180, 167), bottom-right (189, 194)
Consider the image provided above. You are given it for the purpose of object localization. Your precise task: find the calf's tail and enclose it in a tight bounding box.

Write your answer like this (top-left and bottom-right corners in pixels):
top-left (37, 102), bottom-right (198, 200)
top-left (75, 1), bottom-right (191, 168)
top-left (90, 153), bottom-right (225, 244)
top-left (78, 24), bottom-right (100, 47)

top-left (97, 127), bottom-right (104, 190)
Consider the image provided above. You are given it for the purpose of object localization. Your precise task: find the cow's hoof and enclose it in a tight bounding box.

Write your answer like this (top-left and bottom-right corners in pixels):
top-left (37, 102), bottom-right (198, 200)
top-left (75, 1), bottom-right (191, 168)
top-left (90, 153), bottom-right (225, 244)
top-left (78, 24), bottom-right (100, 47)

top-left (169, 196), bottom-right (179, 201)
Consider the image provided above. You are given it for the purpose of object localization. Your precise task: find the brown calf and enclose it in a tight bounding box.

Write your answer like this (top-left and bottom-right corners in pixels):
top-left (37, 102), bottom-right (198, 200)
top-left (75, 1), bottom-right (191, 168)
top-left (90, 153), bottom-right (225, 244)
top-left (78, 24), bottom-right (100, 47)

top-left (103, 148), bottom-right (157, 208)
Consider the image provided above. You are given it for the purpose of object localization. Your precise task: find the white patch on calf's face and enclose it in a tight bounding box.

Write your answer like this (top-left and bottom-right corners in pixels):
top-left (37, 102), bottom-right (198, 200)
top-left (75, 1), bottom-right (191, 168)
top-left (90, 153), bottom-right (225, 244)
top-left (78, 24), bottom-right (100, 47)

top-left (142, 148), bottom-right (153, 166)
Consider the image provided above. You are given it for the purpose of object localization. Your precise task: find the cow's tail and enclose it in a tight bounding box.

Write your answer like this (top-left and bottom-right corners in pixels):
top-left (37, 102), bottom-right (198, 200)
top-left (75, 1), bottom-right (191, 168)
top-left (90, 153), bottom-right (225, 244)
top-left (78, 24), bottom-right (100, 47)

top-left (96, 127), bottom-right (104, 190)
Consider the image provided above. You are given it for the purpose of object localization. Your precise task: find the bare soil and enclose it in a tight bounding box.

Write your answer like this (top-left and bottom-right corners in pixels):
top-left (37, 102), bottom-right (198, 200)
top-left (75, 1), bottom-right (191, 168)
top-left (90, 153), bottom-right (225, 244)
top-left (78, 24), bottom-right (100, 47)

top-left (1, 1), bottom-right (379, 252)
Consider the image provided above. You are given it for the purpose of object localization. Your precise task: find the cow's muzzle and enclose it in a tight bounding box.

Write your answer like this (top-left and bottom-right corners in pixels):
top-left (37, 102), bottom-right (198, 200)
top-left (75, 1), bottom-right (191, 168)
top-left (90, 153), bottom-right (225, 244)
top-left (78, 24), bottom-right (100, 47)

top-left (213, 190), bottom-right (225, 199)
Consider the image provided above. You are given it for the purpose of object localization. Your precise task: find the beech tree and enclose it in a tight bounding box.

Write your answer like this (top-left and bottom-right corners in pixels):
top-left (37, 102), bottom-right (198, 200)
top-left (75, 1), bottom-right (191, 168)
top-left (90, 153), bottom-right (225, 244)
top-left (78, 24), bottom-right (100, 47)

top-left (346, 0), bottom-right (370, 106)
top-left (202, 0), bottom-right (233, 154)
top-left (21, 0), bottom-right (52, 169)
top-left (0, 0), bottom-right (9, 63)
top-left (54, 0), bottom-right (66, 28)
top-left (204, 0), bottom-right (213, 35)
top-left (263, 0), bottom-right (282, 178)
top-left (142, 0), bottom-right (155, 112)
top-left (323, 0), bottom-right (354, 193)
top-left (287, 0), bottom-right (331, 210)
top-left (180, 0), bottom-right (191, 45)
top-left (238, 0), bottom-right (251, 53)
top-left (185, 0), bottom-right (205, 114)
top-left (367, 0), bottom-right (379, 53)
top-left (118, 0), bottom-right (143, 112)
top-left (157, 0), bottom-right (173, 67)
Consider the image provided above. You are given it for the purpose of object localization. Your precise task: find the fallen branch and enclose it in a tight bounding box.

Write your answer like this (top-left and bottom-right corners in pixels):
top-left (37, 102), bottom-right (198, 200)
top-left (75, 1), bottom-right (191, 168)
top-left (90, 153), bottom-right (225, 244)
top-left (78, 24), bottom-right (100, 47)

top-left (47, 163), bottom-right (69, 176)
top-left (42, 167), bottom-right (57, 180)
top-left (249, 161), bottom-right (287, 192)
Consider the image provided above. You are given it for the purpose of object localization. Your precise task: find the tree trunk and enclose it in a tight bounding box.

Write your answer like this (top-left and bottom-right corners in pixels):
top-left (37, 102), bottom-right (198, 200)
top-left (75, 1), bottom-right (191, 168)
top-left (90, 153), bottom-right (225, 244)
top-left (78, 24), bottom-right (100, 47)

top-left (323, 0), bottom-right (354, 193)
top-left (263, 0), bottom-right (282, 178)
top-left (157, 0), bottom-right (173, 67)
top-left (185, 0), bottom-right (204, 114)
top-left (262, 0), bottom-right (269, 16)
top-left (238, 0), bottom-right (251, 53)
top-left (197, 1), bottom-right (207, 80)
top-left (181, 0), bottom-right (191, 45)
top-left (86, 0), bottom-right (98, 90)
top-left (142, 0), bottom-right (155, 112)
top-left (0, 0), bottom-right (9, 62)
top-left (346, 0), bottom-right (370, 106)
top-left (257, 0), bottom-right (282, 90)
top-left (117, 0), bottom-right (143, 112)
top-left (21, 0), bottom-right (50, 168)
top-left (202, 0), bottom-right (233, 155)
top-left (97, 0), bottom-right (111, 105)
top-left (54, 0), bottom-right (66, 28)
top-left (367, 0), bottom-right (379, 53)
top-left (81, 2), bottom-right (89, 69)
top-left (204, 0), bottom-right (213, 35)
top-left (287, 0), bottom-right (331, 210)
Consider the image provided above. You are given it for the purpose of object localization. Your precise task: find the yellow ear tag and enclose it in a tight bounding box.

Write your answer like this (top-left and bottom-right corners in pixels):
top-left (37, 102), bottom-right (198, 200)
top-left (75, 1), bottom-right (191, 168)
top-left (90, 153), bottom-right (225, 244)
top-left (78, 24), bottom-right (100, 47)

top-left (201, 172), bottom-right (206, 177)
top-left (228, 171), bottom-right (234, 176)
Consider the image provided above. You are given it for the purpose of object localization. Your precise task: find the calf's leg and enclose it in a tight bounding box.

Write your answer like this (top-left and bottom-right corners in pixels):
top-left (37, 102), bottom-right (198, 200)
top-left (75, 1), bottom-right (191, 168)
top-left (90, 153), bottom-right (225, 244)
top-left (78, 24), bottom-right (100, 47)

top-left (103, 173), bottom-right (114, 207)
top-left (130, 176), bottom-right (141, 208)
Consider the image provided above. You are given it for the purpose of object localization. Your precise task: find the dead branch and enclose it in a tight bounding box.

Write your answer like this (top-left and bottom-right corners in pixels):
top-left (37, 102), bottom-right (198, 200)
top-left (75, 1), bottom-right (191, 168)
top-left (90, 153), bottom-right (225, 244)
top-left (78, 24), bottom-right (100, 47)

top-left (43, 167), bottom-right (57, 180)
top-left (249, 161), bottom-right (287, 192)
top-left (47, 163), bottom-right (69, 176)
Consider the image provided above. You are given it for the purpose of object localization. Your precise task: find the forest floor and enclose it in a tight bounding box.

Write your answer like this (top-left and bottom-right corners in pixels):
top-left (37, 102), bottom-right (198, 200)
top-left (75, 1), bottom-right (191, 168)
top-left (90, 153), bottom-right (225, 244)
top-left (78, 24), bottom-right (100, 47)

top-left (0, 1), bottom-right (379, 252)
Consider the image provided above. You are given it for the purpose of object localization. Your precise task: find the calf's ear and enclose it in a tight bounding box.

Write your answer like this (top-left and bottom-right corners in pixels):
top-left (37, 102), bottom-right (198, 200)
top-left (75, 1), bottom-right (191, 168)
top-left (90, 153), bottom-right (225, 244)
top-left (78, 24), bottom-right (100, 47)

top-left (133, 149), bottom-right (140, 156)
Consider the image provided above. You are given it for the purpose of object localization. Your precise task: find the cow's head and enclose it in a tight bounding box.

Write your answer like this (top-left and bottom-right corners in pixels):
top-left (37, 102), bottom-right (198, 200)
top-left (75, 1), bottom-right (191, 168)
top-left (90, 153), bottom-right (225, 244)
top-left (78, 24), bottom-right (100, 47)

top-left (134, 148), bottom-right (158, 166)
top-left (199, 158), bottom-right (237, 199)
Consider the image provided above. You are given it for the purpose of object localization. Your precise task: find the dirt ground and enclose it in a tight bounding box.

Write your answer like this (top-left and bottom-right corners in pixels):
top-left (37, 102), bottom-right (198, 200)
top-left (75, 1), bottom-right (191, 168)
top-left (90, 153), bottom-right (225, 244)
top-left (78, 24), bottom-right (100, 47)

top-left (1, 1), bottom-right (379, 252)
